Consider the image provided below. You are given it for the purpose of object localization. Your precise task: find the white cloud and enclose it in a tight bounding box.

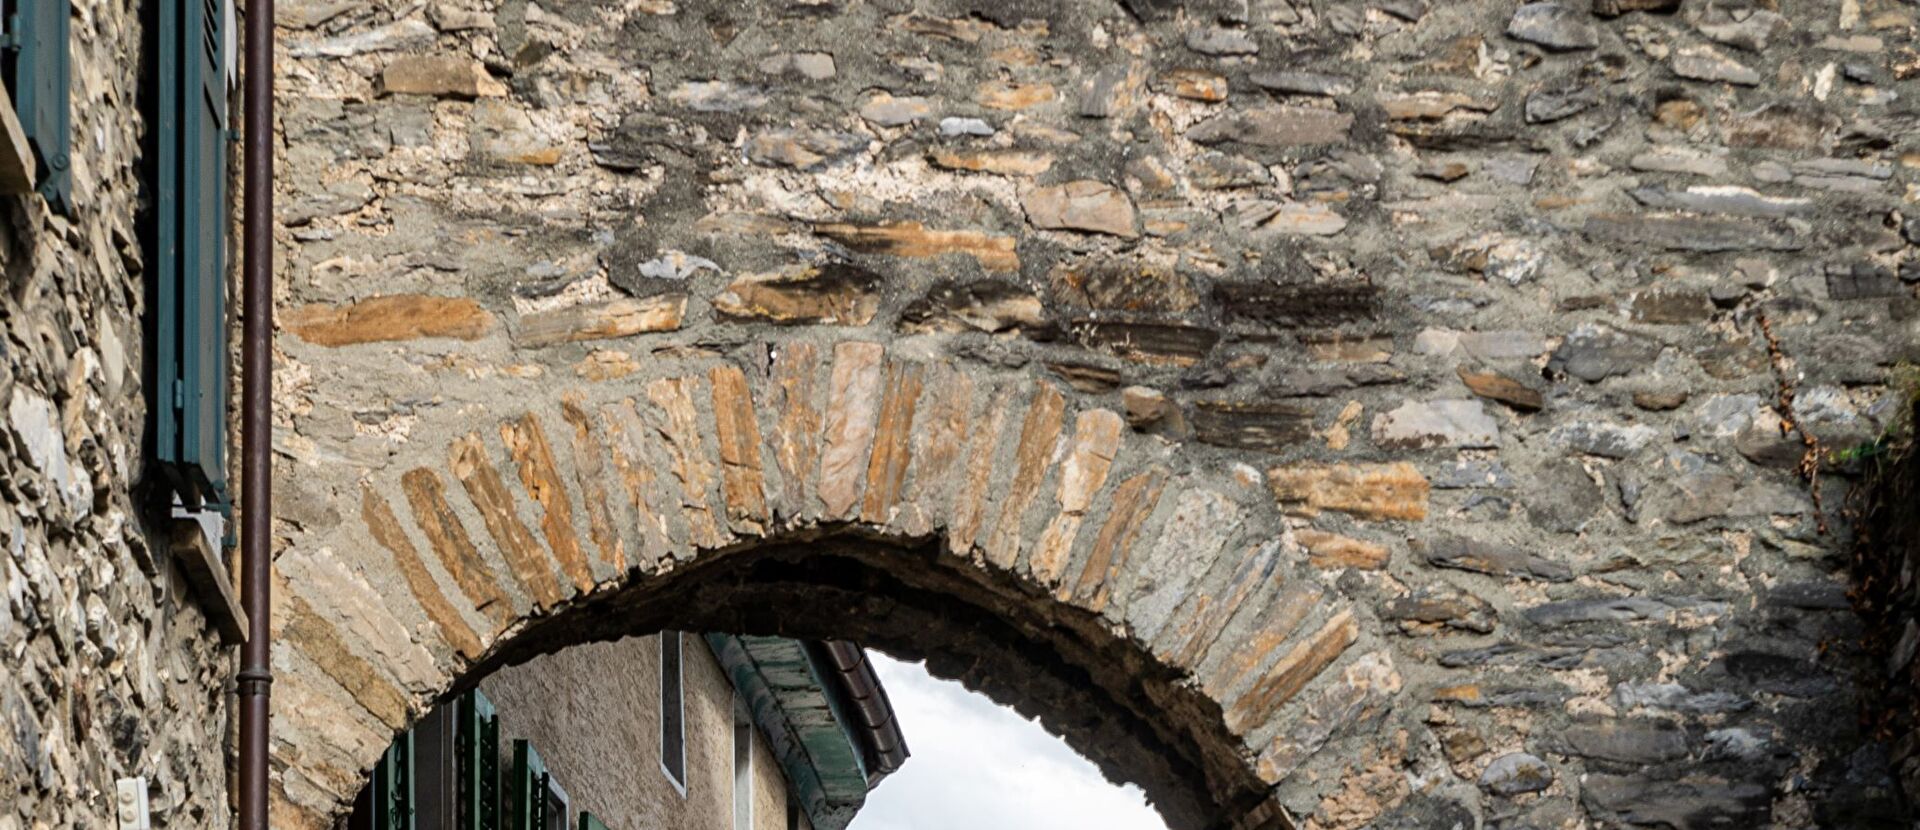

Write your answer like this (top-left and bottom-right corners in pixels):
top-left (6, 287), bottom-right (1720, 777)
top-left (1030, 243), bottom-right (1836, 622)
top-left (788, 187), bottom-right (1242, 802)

top-left (849, 653), bottom-right (1169, 830)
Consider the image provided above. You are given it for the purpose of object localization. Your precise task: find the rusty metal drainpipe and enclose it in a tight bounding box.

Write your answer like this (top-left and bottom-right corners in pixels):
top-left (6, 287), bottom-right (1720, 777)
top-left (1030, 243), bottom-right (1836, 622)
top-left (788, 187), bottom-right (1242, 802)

top-left (236, 0), bottom-right (275, 824)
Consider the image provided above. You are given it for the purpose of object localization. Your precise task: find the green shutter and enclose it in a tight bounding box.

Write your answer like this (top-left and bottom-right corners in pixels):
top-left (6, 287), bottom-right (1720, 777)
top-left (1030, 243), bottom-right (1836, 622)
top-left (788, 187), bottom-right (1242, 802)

top-left (372, 730), bottom-right (417, 830)
top-left (151, 0), bottom-right (230, 511)
top-left (511, 740), bottom-right (550, 830)
top-left (577, 814), bottom-right (609, 830)
top-left (3, 0), bottom-right (72, 212)
top-left (458, 691), bottom-right (502, 830)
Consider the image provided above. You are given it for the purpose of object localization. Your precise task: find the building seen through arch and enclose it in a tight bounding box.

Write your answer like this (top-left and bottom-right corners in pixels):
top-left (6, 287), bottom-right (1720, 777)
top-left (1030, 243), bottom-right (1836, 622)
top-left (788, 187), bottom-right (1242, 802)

top-left (346, 632), bottom-right (907, 830)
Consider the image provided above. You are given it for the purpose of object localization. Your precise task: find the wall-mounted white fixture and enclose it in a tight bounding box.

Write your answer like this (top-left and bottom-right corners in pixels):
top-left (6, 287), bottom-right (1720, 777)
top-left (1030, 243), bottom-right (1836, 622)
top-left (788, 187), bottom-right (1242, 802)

top-left (115, 777), bottom-right (150, 830)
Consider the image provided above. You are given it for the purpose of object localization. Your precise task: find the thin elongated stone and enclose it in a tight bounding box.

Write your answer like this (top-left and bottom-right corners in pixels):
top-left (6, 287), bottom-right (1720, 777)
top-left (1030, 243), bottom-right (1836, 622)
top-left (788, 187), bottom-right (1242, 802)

top-left (501, 414), bottom-right (594, 594)
top-left (448, 433), bottom-right (564, 608)
top-left (1202, 584), bottom-right (1324, 702)
top-left (985, 384), bottom-right (1068, 569)
top-left (646, 377), bottom-right (727, 550)
top-left (819, 342), bottom-right (887, 520)
top-left (1129, 489), bottom-right (1243, 641)
top-left (1268, 462), bottom-right (1430, 521)
top-left (770, 342), bottom-right (822, 520)
top-left (360, 485), bottom-right (484, 659)
top-left (401, 468), bottom-right (514, 626)
top-left (514, 295), bottom-right (687, 347)
top-left (1158, 541), bottom-right (1282, 670)
top-left (284, 294), bottom-right (493, 346)
top-left (861, 361), bottom-right (925, 525)
top-left (599, 400), bottom-right (672, 567)
top-left (709, 366), bottom-right (770, 534)
top-left (1066, 468), bottom-right (1167, 610)
top-left (948, 385), bottom-right (1018, 555)
top-left (1030, 409), bottom-right (1125, 586)
top-left (899, 363), bottom-right (972, 537)
top-left (1226, 610), bottom-right (1359, 735)
top-left (280, 588), bottom-right (409, 729)
top-left (558, 395), bottom-right (627, 572)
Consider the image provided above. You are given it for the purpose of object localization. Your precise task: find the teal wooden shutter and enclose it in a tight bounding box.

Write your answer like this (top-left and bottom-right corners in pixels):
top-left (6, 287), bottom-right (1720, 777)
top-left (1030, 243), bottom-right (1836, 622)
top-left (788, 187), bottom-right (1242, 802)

top-left (458, 691), bottom-right (502, 830)
top-left (511, 740), bottom-right (550, 830)
top-left (151, 0), bottom-right (230, 510)
top-left (3, 0), bottom-right (72, 211)
top-left (372, 730), bottom-right (418, 830)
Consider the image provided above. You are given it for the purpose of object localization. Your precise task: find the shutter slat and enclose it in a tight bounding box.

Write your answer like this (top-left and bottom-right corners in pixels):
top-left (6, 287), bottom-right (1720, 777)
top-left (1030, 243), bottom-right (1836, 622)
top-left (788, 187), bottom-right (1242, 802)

top-left (458, 691), bottom-right (502, 830)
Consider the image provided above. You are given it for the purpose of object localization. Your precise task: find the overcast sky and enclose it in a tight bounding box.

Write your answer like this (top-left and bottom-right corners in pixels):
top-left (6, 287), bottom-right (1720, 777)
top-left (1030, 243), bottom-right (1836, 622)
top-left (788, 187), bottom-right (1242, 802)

top-left (848, 653), bottom-right (1168, 830)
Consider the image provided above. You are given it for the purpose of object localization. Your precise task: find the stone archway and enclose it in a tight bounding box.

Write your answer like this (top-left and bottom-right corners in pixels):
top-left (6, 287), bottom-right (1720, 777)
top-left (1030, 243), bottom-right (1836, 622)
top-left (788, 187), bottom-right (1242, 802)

top-left (268, 341), bottom-right (1405, 830)
top-left (267, 0), bottom-right (1910, 827)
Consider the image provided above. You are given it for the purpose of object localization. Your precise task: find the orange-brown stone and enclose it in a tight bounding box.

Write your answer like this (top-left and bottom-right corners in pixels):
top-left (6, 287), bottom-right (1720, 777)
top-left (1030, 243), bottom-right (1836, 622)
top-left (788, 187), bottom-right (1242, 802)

top-left (1226, 609), bottom-right (1359, 735)
top-left (899, 362), bottom-right (972, 537)
top-left (285, 295), bottom-right (493, 346)
top-left (1202, 584), bottom-right (1322, 702)
top-left (770, 342), bottom-right (823, 520)
top-left (928, 148), bottom-right (1056, 177)
top-left (978, 80), bottom-right (1056, 110)
top-left (1156, 542), bottom-right (1277, 670)
top-left (645, 377), bottom-right (727, 550)
top-left (558, 395), bottom-right (628, 572)
top-left (1066, 468), bottom-right (1167, 610)
top-left (948, 385), bottom-right (1018, 556)
top-left (400, 468), bottom-right (514, 626)
top-left (985, 384), bottom-right (1068, 569)
top-left (514, 295), bottom-right (686, 347)
top-left (500, 414), bottom-right (594, 594)
top-left (1457, 366), bottom-right (1545, 412)
top-left (813, 221), bottom-right (1020, 273)
top-left (360, 485), bottom-right (485, 659)
top-left (1267, 462), bottom-right (1430, 521)
top-left (1030, 409), bottom-right (1124, 586)
top-left (709, 366), bottom-right (770, 534)
top-left (860, 360), bottom-right (925, 525)
top-left (279, 587), bottom-right (410, 730)
top-left (1297, 529), bottom-right (1391, 570)
top-left (448, 433), bottom-right (564, 608)
top-left (818, 342), bottom-right (887, 520)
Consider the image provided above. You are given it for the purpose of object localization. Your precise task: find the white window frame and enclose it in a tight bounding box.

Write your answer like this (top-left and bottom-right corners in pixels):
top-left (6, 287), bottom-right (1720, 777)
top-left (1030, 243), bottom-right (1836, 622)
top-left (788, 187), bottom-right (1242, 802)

top-left (659, 631), bottom-right (688, 796)
top-left (733, 692), bottom-right (754, 830)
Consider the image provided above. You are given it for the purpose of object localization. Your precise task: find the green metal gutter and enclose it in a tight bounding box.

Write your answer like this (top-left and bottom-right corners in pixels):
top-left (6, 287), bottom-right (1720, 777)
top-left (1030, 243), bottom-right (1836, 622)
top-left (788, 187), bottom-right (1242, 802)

top-left (705, 635), bottom-right (908, 830)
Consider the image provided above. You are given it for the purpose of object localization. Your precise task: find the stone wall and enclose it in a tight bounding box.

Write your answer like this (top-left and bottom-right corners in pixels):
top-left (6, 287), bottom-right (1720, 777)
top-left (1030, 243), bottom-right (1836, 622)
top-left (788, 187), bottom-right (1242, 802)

top-left (1, 1), bottom-right (236, 827)
top-left (480, 632), bottom-right (807, 830)
top-left (258, 0), bottom-right (1920, 827)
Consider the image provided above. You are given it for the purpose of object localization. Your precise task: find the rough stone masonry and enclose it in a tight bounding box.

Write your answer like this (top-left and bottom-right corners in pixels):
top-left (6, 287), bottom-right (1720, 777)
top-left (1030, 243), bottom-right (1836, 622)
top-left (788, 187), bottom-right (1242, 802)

top-left (260, 0), bottom-right (1920, 825)
top-left (11, 0), bottom-right (1920, 827)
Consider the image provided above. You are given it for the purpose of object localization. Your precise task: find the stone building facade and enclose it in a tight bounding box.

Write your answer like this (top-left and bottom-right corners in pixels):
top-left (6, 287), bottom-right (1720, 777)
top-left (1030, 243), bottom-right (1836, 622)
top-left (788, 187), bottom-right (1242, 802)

top-left (7, 0), bottom-right (1920, 828)
top-left (1, 1), bottom-right (237, 828)
top-left (346, 632), bottom-right (902, 830)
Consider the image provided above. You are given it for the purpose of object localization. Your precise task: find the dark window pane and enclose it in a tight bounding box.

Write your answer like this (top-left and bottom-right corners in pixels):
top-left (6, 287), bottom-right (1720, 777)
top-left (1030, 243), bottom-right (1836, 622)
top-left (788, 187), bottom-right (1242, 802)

top-left (660, 632), bottom-right (685, 788)
top-left (414, 705), bottom-right (454, 830)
